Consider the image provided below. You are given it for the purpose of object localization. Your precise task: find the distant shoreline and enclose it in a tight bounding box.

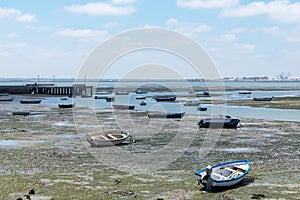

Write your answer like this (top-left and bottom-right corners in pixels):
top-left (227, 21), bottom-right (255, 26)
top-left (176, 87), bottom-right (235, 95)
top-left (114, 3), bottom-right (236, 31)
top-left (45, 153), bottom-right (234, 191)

top-left (0, 78), bottom-right (299, 83)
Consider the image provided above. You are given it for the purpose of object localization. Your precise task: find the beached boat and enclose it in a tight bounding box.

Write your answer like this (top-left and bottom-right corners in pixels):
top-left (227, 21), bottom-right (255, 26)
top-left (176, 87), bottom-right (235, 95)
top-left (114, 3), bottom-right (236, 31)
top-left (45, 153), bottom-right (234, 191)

top-left (0, 97), bottom-right (14, 101)
top-left (135, 90), bottom-right (147, 94)
top-left (195, 160), bottom-right (250, 187)
top-left (148, 112), bottom-right (185, 119)
top-left (196, 91), bottom-right (210, 97)
top-left (239, 91), bottom-right (252, 94)
top-left (136, 96), bottom-right (147, 100)
top-left (140, 101), bottom-right (146, 106)
top-left (20, 99), bottom-right (42, 104)
top-left (154, 96), bottom-right (177, 102)
top-left (115, 91), bottom-right (129, 95)
top-left (12, 111), bottom-right (30, 116)
top-left (86, 129), bottom-right (130, 147)
top-left (198, 115), bottom-right (240, 128)
top-left (58, 104), bottom-right (74, 108)
top-left (113, 105), bottom-right (135, 110)
top-left (253, 97), bottom-right (273, 101)
top-left (184, 101), bottom-right (200, 106)
top-left (197, 105), bottom-right (207, 111)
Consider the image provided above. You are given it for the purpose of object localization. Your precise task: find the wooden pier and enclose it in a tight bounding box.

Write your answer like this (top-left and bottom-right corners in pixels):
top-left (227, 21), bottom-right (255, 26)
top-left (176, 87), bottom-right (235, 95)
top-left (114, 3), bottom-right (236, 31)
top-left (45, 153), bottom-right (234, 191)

top-left (0, 84), bottom-right (93, 97)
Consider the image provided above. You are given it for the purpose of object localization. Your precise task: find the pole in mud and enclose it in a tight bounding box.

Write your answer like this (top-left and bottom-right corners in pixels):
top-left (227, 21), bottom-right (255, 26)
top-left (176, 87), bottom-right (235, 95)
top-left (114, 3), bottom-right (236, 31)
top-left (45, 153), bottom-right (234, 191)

top-left (205, 165), bottom-right (213, 192)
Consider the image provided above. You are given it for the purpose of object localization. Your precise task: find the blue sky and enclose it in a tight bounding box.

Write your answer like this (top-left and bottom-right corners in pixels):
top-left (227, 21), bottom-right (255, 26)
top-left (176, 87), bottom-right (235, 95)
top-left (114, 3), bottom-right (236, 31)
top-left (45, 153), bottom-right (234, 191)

top-left (0, 0), bottom-right (300, 78)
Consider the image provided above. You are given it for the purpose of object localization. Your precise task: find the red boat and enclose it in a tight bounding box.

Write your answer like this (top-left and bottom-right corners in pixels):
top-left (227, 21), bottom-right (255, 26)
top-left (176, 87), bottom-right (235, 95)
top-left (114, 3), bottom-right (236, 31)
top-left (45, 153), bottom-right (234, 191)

top-left (113, 105), bottom-right (135, 110)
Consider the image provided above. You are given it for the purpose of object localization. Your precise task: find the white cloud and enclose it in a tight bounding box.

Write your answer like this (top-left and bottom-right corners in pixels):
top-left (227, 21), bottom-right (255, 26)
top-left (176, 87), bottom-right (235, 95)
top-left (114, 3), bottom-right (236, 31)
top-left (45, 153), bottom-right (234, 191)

top-left (102, 22), bottom-right (119, 28)
top-left (0, 51), bottom-right (11, 57)
top-left (0, 7), bottom-right (20, 18)
top-left (227, 27), bottom-right (246, 34)
top-left (112, 0), bottom-right (135, 5)
top-left (165, 18), bottom-right (178, 26)
top-left (25, 25), bottom-right (49, 31)
top-left (65, 2), bottom-right (135, 16)
top-left (164, 19), bottom-right (212, 38)
top-left (176, 0), bottom-right (239, 9)
top-left (15, 13), bottom-right (37, 23)
top-left (4, 32), bottom-right (20, 38)
top-left (2, 42), bottom-right (27, 49)
top-left (56, 28), bottom-right (108, 38)
top-left (221, 0), bottom-right (300, 24)
top-left (234, 43), bottom-right (256, 52)
top-left (209, 34), bottom-right (238, 42)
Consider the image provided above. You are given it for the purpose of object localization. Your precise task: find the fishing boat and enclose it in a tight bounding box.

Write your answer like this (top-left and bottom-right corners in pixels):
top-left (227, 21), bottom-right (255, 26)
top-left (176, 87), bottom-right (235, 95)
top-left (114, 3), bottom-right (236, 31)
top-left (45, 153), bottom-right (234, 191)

top-left (195, 160), bottom-right (250, 187)
top-left (115, 91), bottom-right (129, 95)
top-left (196, 91), bottom-right (210, 97)
top-left (58, 104), bottom-right (75, 108)
top-left (148, 112), bottom-right (185, 119)
top-left (86, 129), bottom-right (130, 147)
top-left (20, 99), bottom-right (42, 104)
top-left (184, 101), bottom-right (200, 106)
top-left (135, 89), bottom-right (147, 94)
top-left (12, 111), bottom-right (30, 116)
top-left (253, 97), bottom-right (273, 101)
top-left (239, 91), bottom-right (252, 95)
top-left (154, 96), bottom-right (177, 102)
top-left (197, 105), bottom-right (207, 111)
top-left (113, 105), bottom-right (135, 110)
top-left (140, 101), bottom-right (146, 106)
top-left (198, 115), bottom-right (240, 129)
top-left (136, 96), bottom-right (147, 100)
top-left (0, 97), bottom-right (14, 101)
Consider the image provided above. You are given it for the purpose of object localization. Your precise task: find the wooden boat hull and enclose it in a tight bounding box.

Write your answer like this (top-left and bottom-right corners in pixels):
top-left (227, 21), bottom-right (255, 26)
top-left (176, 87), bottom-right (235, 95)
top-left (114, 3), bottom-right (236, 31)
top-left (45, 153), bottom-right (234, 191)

top-left (197, 105), bottom-right (207, 111)
top-left (58, 104), bottom-right (74, 108)
top-left (86, 130), bottom-right (130, 147)
top-left (20, 99), bottom-right (42, 104)
top-left (198, 116), bottom-right (240, 129)
top-left (136, 96), bottom-right (146, 100)
top-left (253, 97), bottom-right (273, 101)
top-left (154, 96), bottom-right (176, 102)
top-left (115, 92), bottom-right (129, 95)
top-left (12, 111), bottom-right (30, 116)
top-left (239, 92), bottom-right (252, 94)
top-left (148, 112), bottom-right (185, 119)
top-left (113, 105), bottom-right (135, 110)
top-left (184, 101), bottom-right (200, 106)
top-left (195, 160), bottom-right (250, 187)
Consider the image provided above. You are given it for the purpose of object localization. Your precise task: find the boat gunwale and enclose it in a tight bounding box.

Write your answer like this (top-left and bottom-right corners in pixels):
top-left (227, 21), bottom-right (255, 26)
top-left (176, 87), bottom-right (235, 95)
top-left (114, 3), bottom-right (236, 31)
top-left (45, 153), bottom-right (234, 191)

top-left (195, 160), bottom-right (250, 183)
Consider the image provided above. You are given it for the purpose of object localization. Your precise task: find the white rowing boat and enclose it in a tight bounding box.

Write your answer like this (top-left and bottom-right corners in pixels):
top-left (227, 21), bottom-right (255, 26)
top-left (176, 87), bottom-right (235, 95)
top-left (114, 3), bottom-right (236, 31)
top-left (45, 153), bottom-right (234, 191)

top-left (195, 160), bottom-right (250, 187)
top-left (86, 129), bottom-right (130, 147)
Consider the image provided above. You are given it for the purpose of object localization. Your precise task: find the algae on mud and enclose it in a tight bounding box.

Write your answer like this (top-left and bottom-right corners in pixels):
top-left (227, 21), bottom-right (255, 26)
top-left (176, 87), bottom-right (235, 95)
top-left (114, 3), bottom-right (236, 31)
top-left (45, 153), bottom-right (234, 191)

top-left (0, 102), bottom-right (299, 199)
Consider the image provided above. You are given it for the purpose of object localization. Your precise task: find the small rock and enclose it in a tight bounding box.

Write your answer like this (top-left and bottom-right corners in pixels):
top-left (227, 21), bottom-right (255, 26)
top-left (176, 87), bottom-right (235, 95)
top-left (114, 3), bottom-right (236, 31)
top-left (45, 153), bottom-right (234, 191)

top-left (251, 193), bottom-right (266, 199)
top-left (106, 190), bottom-right (134, 196)
top-left (28, 188), bottom-right (35, 195)
top-left (114, 179), bottom-right (121, 184)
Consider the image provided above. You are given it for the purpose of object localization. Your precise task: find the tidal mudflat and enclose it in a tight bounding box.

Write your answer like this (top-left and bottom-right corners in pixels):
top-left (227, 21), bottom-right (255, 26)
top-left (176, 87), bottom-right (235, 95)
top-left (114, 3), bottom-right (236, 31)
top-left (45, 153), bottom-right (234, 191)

top-left (0, 99), bottom-right (299, 199)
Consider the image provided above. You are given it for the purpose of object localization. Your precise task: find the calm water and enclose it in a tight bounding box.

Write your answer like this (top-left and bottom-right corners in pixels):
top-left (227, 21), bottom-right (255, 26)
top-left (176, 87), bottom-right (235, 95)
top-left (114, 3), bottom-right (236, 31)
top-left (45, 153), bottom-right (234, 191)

top-left (2, 80), bottom-right (300, 122)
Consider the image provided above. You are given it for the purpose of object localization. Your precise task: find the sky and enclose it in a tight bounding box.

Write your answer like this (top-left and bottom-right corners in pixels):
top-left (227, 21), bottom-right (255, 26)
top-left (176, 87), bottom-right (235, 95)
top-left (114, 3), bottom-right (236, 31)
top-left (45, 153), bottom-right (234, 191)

top-left (0, 0), bottom-right (300, 79)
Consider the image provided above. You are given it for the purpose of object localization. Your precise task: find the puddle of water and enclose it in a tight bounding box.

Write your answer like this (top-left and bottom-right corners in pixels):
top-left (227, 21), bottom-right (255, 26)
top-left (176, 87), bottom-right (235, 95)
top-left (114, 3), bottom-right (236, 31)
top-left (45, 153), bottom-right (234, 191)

top-left (0, 140), bottom-right (45, 149)
top-left (53, 122), bottom-right (75, 127)
top-left (216, 147), bottom-right (260, 153)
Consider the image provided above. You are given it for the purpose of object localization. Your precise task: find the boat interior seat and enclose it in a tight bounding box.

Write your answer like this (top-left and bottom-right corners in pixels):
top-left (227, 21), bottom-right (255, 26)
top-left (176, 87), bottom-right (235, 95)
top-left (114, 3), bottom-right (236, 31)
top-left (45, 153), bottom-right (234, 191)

top-left (211, 172), bottom-right (227, 180)
top-left (98, 135), bottom-right (109, 140)
top-left (106, 134), bottom-right (117, 140)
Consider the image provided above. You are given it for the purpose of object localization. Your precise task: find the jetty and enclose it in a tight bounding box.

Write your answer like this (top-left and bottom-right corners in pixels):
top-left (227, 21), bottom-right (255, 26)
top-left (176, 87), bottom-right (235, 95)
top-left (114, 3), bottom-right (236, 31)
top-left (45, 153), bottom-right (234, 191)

top-left (0, 84), bottom-right (93, 97)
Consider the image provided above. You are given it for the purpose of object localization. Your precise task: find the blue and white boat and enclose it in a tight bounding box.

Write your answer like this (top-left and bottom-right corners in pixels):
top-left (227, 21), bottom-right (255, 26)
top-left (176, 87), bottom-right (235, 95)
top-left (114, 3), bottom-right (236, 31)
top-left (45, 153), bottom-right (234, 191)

top-left (195, 160), bottom-right (250, 187)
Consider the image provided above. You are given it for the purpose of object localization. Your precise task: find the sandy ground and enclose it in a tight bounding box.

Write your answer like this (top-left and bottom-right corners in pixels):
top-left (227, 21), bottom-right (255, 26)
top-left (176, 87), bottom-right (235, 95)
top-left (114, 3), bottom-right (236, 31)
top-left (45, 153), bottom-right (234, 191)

top-left (0, 97), bottom-right (299, 199)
